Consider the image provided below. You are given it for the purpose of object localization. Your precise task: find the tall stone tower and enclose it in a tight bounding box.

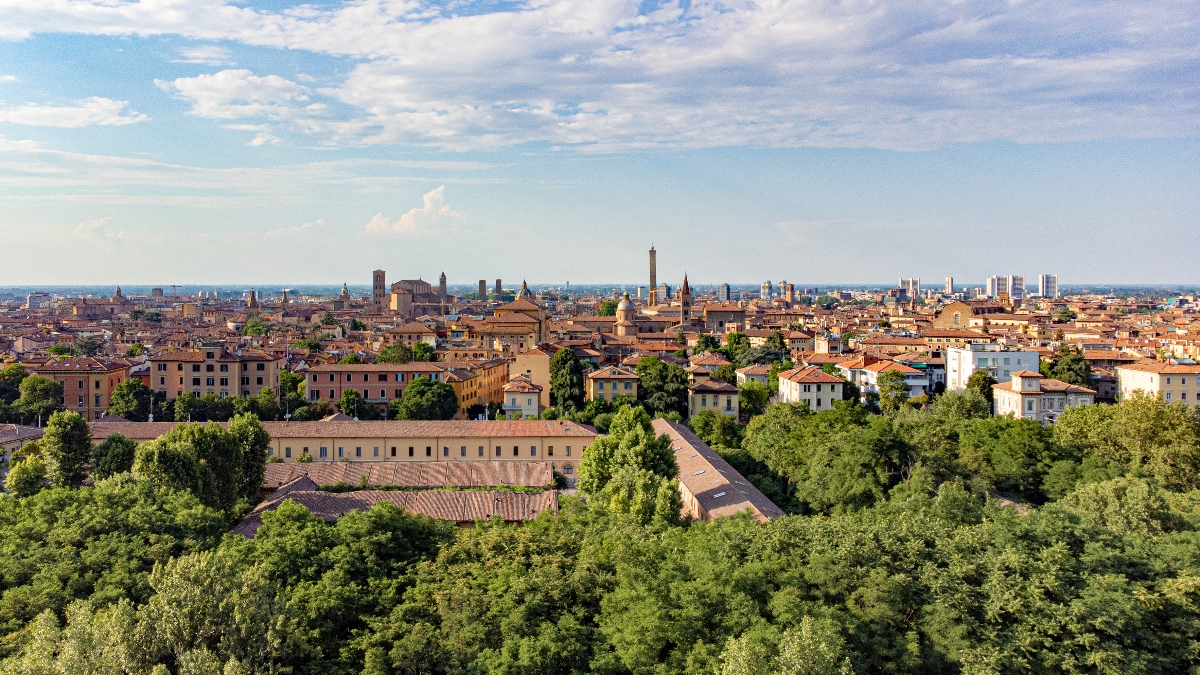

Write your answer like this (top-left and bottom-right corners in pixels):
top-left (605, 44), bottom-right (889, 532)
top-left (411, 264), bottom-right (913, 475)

top-left (648, 246), bottom-right (658, 306)
top-left (680, 273), bottom-right (692, 322)
top-left (438, 272), bottom-right (447, 300)
top-left (495, 279), bottom-right (502, 297)
top-left (478, 279), bottom-right (487, 300)
top-left (372, 270), bottom-right (386, 307)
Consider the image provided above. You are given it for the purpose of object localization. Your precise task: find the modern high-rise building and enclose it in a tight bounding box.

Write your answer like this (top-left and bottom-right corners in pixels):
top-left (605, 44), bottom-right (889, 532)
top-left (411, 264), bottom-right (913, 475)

top-left (658, 283), bottom-right (671, 300)
top-left (1038, 274), bottom-right (1059, 299)
top-left (944, 277), bottom-right (954, 295)
top-left (372, 270), bottom-right (386, 306)
top-left (760, 281), bottom-right (772, 300)
top-left (986, 275), bottom-right (1009, 299)
top-left (899, 278), bottom-right (920, 299)
top-left (1007, 275), bottom-right (1025, 302)
top-left (478, 279), bottom-right (487, 300)
top-left (717, 283), bottom-right (731, 302)
top-left (648, 246), bottom-right (658, 306)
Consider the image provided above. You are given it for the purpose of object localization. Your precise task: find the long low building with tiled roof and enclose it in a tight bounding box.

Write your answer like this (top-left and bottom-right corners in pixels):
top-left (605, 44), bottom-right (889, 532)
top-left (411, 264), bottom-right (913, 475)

top-left (90, 419), bottom-right (596, 486)
top-left (233, 486), bottom-right (559, 536)
top-left (652, 419), bottom-right (785, 523)
top-left (261, 460), bottom-right (555, 493)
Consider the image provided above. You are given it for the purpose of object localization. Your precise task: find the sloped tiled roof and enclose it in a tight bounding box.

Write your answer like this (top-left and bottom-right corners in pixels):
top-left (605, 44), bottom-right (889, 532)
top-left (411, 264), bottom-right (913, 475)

top-left (261, 460), bottom-right (555, 490)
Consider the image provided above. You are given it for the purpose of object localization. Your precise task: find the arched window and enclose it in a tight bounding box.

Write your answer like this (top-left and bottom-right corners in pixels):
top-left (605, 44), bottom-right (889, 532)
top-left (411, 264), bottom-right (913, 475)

top-left (563, 464), bottom-right (574, 475)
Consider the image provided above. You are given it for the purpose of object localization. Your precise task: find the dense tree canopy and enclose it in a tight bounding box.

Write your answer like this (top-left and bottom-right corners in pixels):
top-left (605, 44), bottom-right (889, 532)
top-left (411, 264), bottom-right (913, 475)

top-left (108, 377), bottom-right (156, 421)
top-left (635, 357), bottom-right (689, 418)
top-left (387, 377), bottom-right (458, 421)
top-left (550, 347), bottom-right (586, 410)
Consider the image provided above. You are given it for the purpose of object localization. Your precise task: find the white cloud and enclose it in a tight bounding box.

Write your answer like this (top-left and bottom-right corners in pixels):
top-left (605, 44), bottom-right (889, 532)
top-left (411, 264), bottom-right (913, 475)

top-left (365, 185), bottom-right (464, 235)
top-left (0, 75), bottom-right (16, 83)
top-left (73, 216), bottom-right (133, 241)
top-left (4, 0), bottom-right (1199, 149)
top-left (247, 132), bottom-right (281, 146)
top-left (266, 218), bottom-right (324, 237)
top-left (0, 97), bottom-right (149, 127)
top-left (172, 45), bottom-right (235, 66)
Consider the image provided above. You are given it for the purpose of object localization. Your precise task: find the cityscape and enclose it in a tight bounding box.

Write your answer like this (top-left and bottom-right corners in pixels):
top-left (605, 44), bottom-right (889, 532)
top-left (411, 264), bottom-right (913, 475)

top-left (3, 0), bottom-right (1200, 672)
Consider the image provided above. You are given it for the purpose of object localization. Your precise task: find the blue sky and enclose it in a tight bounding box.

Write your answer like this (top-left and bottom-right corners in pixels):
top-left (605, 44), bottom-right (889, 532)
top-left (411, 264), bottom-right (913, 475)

top-left (0, 0), bottom-right (1197, 286)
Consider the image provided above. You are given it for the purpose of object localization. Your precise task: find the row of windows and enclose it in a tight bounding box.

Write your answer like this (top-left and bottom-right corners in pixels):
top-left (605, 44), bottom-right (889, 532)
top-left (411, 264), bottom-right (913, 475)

top-left (314, 372), bottom-right (437, 383)
top-left (274, 445), bottom-right (574, 458)
top-left (595, 380), bottom-right (634, 390)
top-left (157, 363), bottom-right (267, 372)
top-left (174, 376), bottom-right (264, 387)
top-left (698, 395), bottom-right (735, 410)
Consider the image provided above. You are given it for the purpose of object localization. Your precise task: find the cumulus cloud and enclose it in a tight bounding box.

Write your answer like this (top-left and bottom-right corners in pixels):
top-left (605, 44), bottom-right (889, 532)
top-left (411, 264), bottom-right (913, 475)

top-left (0, 75), bottom-right (16, 83)
top-left (0, 97), bottom-right (148, 127)
top-left (266, 218), bottom-right (323, 237)
top-left (3, 0), bottom-right (1200, 149)
top-left (73, 216), bottom-right (132, 240)
top-left (172, 45), bottom-right (235, 66)
top-left (365, 185), bottom-right (464, 235)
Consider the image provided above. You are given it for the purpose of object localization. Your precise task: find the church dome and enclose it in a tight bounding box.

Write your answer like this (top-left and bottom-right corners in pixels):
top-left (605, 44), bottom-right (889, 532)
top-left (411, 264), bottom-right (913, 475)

top-left (616, 293), bottom-right (633, 311)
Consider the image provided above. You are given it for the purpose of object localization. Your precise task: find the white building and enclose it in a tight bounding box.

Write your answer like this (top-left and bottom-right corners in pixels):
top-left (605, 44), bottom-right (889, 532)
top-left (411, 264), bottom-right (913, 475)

top-left (986, 276), bottom-right (1008, 299)
top-left (946, 344), bottom-right (1040, 390)
top-left (859, 361), bottom-right (928, 398)
top-left (1007, 275), bottom-right (1026, 302)
top-left (993, 370), bottom-right (1095, 423)
top-left (1116, 363), bottom-right (1200, 407)
top-left (944, 277), bottom-right (954, 295)
top-left (1038, 274), bottom-right (1059, 299)
top-left (502, 376), bottom-right (542, 419)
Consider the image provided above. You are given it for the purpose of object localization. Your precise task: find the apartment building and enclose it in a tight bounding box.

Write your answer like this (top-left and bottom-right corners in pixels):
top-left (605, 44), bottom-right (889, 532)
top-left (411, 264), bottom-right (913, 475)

top-left (585, 365), bottom-right (639, 402)
top-left (993, 370), bottom-right (1095, 423)
top-left (1116, 363), bottom-right (1200, 407)
top-left (945, 344), bottom-right (1040, 390)
top-left (688, 379), bottom-right (740, 417)
top-left (150, 348), bottom-right (281, 400)
top-left (35, 358), bottom-right (132, 421)
top-left (776, 366), bottom-right (843, 410)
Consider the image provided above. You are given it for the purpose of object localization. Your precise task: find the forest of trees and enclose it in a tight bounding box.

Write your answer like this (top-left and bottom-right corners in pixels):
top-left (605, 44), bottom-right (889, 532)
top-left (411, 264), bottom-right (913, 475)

top-left (3, 388), bottom-right (1200, 674)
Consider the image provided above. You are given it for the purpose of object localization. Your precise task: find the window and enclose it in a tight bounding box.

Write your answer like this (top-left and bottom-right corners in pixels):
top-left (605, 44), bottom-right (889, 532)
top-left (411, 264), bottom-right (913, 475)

top-left (548, 445), bottom-right (554, 456)
top-left (338, 447), bottom-right (344, 457)
top-left (192, 377), bottom-right (201, 386)
top-left (1004, 358), bottom-right (1010, 365)
top-left (566, 446), bottom-right (572, 456)
top-left (598, 381), bottom-right (605, 390)
top-left (443, 446), bottom-right (449, 457)
top-left (329, 389), bottom-right (335, 398)
top-left (241, 377), bottom-right (249, 385)
top-left (624, 381), bottom-right (632, 390)
top-left (1026, 400), bottom-right (1035, 411)
top-left (285, 447), bottom-right (291, 458)
top-left (816, 384), bottom-right (822, 392)
top-left (531, 446), bottom-right (537, 457)
top-left (460, 446), bottom-right (466, 457)
top-left (220, 364), bottom-right (228, 372)
top-left (206, 377), bottom-right (214, 386)
top-left (514, 445), bottom-right (519, 457)
top-left (426, 446), bottom-right (431, 457)
top-left (257, 377), bottom-right (263, 385)
top-left (312, 390), bottom-right (320, 400)
top-left (380, 389), bottom-right (386, 398)
top-left (257, 363), bottom-right (265, 371)
top-left (77, 395), bottom-right (84, 406)
top-left (312, 374), bottom-right (318, 381)
top-left (319, 447), bottom-right (327, 458)
top-left (391, 446), bottom-right (397, 457)
top-left (94, 394), bottom-right (100, 406)
top-left (409, 446), bottom-right (414, 457)
top-left (1166, 377), bottom-right (1173, 385)
top-left (396, 373), bottom-right (404, 382)
top-left (206, 365), bottom-right (214, 372)
top-left (395, 389), bottom-right (402, 398)
top-left (1166, 392), bottom-right (1172, 401)
top-left (178, 364), bottom-right (184, 371)
top-left (700, 395), bottom-right (707, 407)
top-left (496, 446), bottom-right (501, 457)
top-left (329, 374), bottom-right (335, 382)
top-left (725, 397), bottom-right (732, 410)
top-left (206, 352), bottom-right (214, 359)
top-left (374, 447), bottom-right (379, 457)
top-left (378, 374), bottom-right (387, 381)
top-left (192, 364), bottom-right (201, 372)
top-left (157, 364), bottom-right (166, 371)
top-left (160, 377), bottom-right (165, 385)
top-left (354, 447), bottom-right (361, 457)
top-left (478, 446), bottom-right (484, 457)
top-left (563, 465), bottom-right (573, 475)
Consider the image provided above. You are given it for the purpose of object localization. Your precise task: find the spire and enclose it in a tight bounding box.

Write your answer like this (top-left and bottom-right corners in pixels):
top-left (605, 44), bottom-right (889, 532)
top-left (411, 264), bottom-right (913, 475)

top-left (681, 273), bottom-right (691, 295)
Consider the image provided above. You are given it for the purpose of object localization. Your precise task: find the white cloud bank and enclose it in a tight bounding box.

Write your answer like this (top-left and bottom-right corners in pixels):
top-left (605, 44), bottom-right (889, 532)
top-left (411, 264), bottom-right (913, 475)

top-left (0, 97), bottom-right (148, 127)
top-left (365, 185), bottom-right (464, 235)
top-left (172, 45), bottom-right (235, 66)
top-left (2, 0), bottom-right (1199, 149)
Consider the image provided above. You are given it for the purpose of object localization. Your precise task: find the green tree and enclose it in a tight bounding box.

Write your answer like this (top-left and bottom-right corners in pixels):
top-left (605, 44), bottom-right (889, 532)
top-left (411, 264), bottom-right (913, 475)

top-left (578, 405), bottom-right (677, 494)
top-left (689, 408), bottom-right (744, 449)
top-left (133, 418), bottom-right (268, 511)
top-left (338, 389), bottom-right (381, 420)
top-left (42, 410), bottom-right (92, 488)
top-left (739, 380), bottom-right (771, 417)
top-left (722, 331), bottom-right (750, 360)
top-left (5, 455), bottom-right (47, 497)
top-left (711, 363), bottom-right (738, 385)
top-left (377, 344), bottom-right (413, 364)
top-left (388, 377), bottom-right (458, 420)
top-left (292, 338), bottom-right (323, 351)
top-left (348, 318), bottom-right (368, 331)
top-left (227, 414), bottom-right (272, 501)
top-left (77, 336), bottom-right (104, 356)
top-left (241, 317), bottom-right (270, 336)
top-left (0, 363), bottom-right (28, 404)
top-left (126, 342), bottom-right (147, 357)
top-left (929, 388), bottom-right (991, 421)
top-left (411, 342), bottom-right (437, 362)
top-left (109, 377), bottom-right (155, 421)
top-left (338, 353), bottom-right (364, 364)
top-left (14, 374), bottom-right (63, 423)
top-left (549, 347), bottom-right (585, 410)
top-left (958, 415), bottom-right (1065, 500)
top-left (635, 356), bottom-right (689, 417)
top-left (1054, 306), bottom-right (1077, 323)
top-left (92, 433), bottom-right (138, 479)
top-left (876, 369), bottom-right (912, 415)
top-left (1044, 344), bottom-right (1092, 387)
top-left (174, 392), bottom-right (200, 422)
top-left (320, 312), bottom-right (338, 325)
top-left (597, 301), bottom-right (618, 316)
top-left (965, 370), bottom-right (997, 405)
top-left (695, 334), bottom-right (720, 352)
top-left (766, 331), bottom-right (787, 352)
top-left (48, 344), bottom-right (77, 357)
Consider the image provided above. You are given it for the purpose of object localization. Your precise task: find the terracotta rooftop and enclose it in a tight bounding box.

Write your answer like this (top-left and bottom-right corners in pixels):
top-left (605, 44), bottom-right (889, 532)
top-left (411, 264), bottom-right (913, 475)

top-left (90, 419), bottom-right (598, 443)
top-left (262, 460), bottom-right (555, 491)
